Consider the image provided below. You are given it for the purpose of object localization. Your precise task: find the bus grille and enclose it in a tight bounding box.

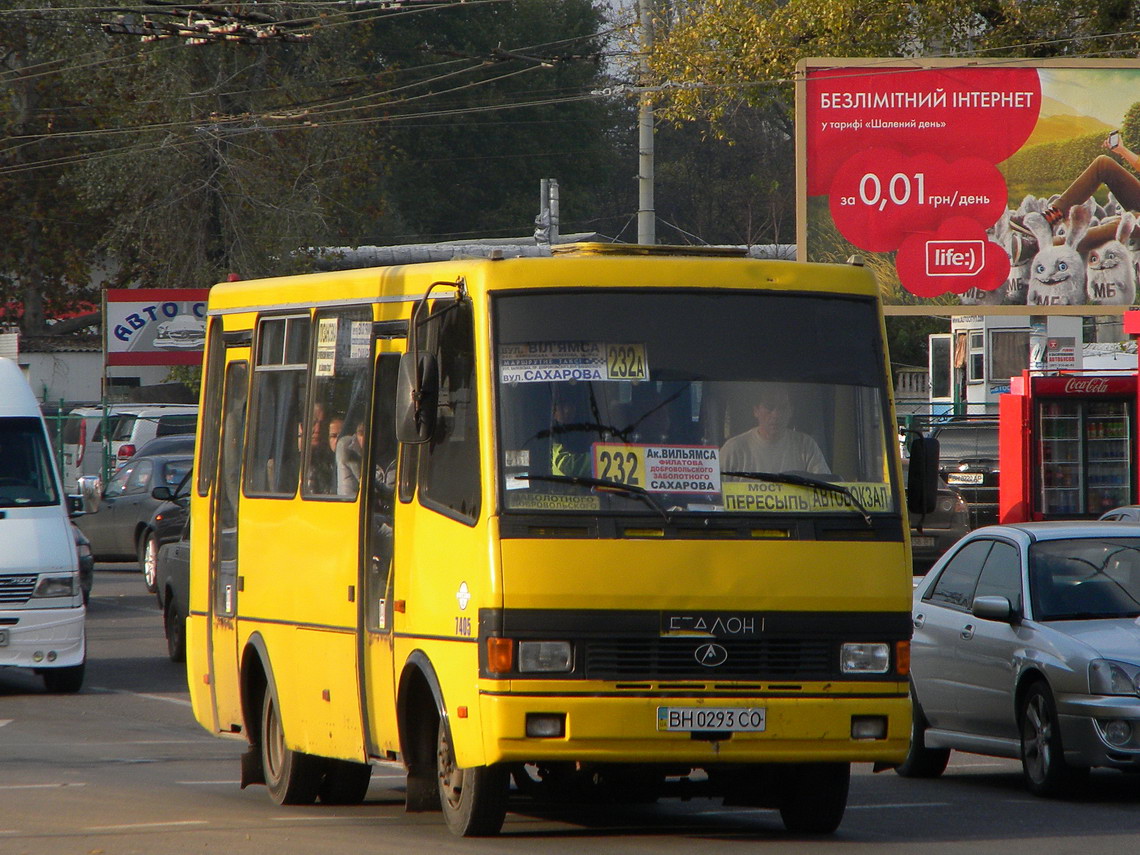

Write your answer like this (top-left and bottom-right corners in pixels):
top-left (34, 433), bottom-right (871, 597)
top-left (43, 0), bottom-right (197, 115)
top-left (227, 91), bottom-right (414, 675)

top-left (0, 575), bottom-right (37, 605)
top-left (582, 638), bottom-right (835, 681)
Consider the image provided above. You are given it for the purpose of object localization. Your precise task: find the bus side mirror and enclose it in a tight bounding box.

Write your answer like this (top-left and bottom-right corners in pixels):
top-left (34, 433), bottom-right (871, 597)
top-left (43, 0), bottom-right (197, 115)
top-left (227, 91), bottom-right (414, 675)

top-left (396, 351), bottom-right (439, 444)
top-left (907, 435), bottom-right (940, 516)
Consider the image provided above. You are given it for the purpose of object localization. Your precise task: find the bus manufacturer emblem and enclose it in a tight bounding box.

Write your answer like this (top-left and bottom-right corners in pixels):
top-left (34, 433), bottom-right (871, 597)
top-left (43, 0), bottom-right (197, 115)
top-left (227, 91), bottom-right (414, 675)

top-left (695, 643), bottom-right (728, 667)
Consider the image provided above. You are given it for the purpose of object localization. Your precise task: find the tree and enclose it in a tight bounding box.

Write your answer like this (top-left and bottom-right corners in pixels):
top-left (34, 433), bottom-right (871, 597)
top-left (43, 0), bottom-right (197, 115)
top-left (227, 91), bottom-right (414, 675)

top-left (0, 5), bottom-right (109, 332)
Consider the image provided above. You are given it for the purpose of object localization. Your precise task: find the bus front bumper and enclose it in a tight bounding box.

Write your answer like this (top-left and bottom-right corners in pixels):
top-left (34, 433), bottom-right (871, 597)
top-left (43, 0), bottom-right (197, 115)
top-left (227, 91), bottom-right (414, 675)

top-left (477, 687), bottom-right (910, 766)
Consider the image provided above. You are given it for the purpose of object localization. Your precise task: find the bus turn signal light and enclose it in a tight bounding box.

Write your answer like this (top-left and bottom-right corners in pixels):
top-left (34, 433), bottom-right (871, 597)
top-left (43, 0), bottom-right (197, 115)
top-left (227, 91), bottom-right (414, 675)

top-left (486, 637), bottom-right (513, 674)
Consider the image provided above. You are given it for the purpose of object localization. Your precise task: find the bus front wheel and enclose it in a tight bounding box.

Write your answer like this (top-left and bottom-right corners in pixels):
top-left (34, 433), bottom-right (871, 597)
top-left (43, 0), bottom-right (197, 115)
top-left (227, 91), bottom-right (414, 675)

top-left (436, 719), bottom-right (508, 836)
top-left (261, 686), bottom-right (322, 805)
top-left (777, 762), bottom-right (849, 834)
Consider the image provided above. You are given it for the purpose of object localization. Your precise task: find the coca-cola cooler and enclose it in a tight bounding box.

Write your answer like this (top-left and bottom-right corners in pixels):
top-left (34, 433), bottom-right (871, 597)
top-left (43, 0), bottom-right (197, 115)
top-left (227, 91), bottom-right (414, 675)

top-left (999, 371), bottom-right (1136, 522)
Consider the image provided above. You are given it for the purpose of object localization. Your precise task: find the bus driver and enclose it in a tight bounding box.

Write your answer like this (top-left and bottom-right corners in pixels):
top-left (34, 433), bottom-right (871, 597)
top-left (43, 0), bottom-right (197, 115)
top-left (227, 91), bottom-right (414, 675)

top-left (720, 383), bottom-right (830, 476)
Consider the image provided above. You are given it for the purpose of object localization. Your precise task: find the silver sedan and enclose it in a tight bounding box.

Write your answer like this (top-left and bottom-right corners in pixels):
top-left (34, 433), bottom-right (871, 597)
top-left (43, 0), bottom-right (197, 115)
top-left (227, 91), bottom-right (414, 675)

top-left (900, 521), bottom-right (1140, 796)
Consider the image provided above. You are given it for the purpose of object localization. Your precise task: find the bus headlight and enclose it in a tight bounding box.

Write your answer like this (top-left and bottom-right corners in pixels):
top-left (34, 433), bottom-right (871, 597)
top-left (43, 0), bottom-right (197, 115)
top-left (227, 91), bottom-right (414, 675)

top-left (33, 573), bottom-right (79, 598)
top-left (518, 641), bottom-right (573, 673)
top-left (840, 642), bottom-right (890, 674)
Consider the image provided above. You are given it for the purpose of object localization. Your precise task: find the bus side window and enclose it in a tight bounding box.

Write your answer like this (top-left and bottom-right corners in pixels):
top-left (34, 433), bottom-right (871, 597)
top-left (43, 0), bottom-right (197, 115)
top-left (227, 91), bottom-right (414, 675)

top-left (418, 300), bottom-right (480, 523)
top-left (245, 316), bottom-right (310, 497)
top-left (302, 309), bottom-right (373, 501)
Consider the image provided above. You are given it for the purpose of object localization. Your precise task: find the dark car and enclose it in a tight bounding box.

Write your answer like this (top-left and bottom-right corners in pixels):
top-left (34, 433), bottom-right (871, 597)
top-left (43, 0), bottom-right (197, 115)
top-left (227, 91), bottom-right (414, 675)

top-left (153, 501), bottom-right (190, 662)
top-left (931, 419), bottom-right (999, 529)
top-left (909, 476), bottom-right (971, 576)
top-left (145, 471), bottom-right (191, 596)
top-left (127, 433), bottom-right (196, 460)
top-left (75, 453), bottom-right (194, 588)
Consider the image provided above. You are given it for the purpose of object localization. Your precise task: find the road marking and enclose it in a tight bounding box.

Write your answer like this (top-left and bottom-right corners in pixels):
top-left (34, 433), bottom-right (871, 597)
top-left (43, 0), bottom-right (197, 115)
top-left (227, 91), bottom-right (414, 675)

top-left (177, 780), bottom-right (242, 786)
top-left (949, 761), bottom-right (1009, 768)
top-left (89, 687), bottom-right (192, 707)
top-left (847, 802), bottom-right (951, 810)
top-left (0, 783), bottom-right (87, 790)
top-left (85, 821), bottom-right (208, 831)
top-left (0, 720), bottom-right (11, 727)
top-left (270, 816), bottom-right (396, 822)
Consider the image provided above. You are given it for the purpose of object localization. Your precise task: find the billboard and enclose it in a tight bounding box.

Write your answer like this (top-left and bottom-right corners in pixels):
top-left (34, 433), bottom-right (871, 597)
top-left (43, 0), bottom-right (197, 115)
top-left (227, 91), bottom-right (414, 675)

top-left (105, 288), bottom-right (209, 366)
top-left (796, 59), bottom-right (1140, 314)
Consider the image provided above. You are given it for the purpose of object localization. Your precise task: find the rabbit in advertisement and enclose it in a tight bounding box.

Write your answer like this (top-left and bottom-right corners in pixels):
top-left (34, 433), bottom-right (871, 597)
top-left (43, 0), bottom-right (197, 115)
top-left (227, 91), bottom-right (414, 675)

top-left (1085, 211), bottom-right (1138, 305)
top-left (1024, 205), bottom-right (1090, 306)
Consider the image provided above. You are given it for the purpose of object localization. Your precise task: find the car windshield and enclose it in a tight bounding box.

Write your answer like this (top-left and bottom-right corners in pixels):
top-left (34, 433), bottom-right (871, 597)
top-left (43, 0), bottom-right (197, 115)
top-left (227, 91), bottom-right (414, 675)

top-left (494, 290), bottom-right (897, 518)
top-left (937, 425), bottom-right (998, 460)
top-left (1030, 537), bottom-right (1140, 620)
top-left (0, 417), bottom-right (61, 507)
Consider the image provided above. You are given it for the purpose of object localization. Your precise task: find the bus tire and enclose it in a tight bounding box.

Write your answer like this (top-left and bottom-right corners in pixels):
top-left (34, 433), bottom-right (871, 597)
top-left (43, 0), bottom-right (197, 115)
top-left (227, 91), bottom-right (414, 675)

top-left (777, 762), bottom-right (849, 835)
top-left (437, 718), bottom-right (508, 836)
top-left (261, 685), bottom-right (322, 805)
top-left (318, 759), bottom-right (372, 805)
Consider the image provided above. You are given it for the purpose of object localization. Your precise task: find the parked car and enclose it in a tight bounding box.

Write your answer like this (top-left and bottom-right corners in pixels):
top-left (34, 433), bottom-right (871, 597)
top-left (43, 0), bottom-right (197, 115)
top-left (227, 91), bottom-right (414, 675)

top-left (900, 521), bottom-right (1140, 795)
top-left (909, 475), bottom-right (971, 576)
top-left (154, 507), bottom-right (190, 663)
top-left (108, 405), bottom-right (197, 466)
top-left (60, 403), bottom-right (196, 492)
top-left (75, 453), bottom-right (193, 580)
top-left (1099, 506), bottom-right (1140, 522)
top-left (127, 433), bottom-right (195, 461)
top-left (146, 470), bottom-right (191, 597)
top-left (931, 419), bottom-right (1000, 529)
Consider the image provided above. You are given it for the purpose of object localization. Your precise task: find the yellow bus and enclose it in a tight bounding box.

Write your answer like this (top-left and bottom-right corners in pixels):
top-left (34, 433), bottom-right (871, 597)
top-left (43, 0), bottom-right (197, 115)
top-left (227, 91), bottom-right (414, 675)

top-left (187, 244), bottom-right (923, 837)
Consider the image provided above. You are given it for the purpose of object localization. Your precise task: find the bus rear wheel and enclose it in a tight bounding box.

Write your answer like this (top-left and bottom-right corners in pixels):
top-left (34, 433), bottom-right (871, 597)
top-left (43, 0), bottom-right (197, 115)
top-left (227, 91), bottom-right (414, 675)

top-left (261, 686), bottom-right (322, 805)
top-left (436, 719), bottom-right (508, 836)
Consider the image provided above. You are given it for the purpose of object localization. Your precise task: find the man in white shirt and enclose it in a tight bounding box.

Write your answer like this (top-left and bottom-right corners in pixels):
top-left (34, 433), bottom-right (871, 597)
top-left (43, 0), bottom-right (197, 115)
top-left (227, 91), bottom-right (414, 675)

top-left (720, 384), bottom-right (829, 476)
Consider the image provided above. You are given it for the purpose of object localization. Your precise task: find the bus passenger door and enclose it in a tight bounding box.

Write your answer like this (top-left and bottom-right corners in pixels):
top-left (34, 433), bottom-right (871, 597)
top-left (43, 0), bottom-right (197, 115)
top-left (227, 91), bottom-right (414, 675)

top-left (362, 353), bottom-right (400, 756)
top-left (208, 358), bottom-right (248, 733)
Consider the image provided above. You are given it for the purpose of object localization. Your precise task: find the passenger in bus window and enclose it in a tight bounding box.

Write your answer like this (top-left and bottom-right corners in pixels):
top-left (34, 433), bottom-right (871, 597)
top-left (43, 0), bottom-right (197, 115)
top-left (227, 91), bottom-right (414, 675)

top-left (720, 383), bottom-right (830, 476)
top-left (336, 421), bottom-right (366, 496)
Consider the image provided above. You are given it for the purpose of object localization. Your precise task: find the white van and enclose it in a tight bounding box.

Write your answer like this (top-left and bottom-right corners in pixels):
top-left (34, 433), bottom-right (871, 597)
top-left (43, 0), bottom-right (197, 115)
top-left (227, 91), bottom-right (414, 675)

top-left (0, 358), bottom-right (86, 692)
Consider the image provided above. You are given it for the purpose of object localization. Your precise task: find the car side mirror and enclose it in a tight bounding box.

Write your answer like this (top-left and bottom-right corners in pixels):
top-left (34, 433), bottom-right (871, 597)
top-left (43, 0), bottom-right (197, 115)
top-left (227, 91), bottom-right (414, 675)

top-left (396, 351), bottom-right (439, 444)
top-left (66, 494), bottom-right (85, 518)
top-left (972, 595), bottom-right (1013, 622)
top-left (906, 435), bottom-right (940, 516)
top-left (151, 486), bottom-right (173, 502)
top-left (77, 475), bottom-right (102, 514)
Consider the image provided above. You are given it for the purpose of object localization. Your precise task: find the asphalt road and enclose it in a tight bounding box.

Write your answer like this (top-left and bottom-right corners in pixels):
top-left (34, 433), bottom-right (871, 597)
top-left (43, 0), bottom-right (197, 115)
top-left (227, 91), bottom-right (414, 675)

top-left (3, 565), bottom-right (1140, 855)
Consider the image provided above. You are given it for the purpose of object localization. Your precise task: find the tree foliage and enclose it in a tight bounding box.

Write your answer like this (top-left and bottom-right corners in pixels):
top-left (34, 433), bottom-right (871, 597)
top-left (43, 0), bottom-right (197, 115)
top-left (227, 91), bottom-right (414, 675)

top-left (0, 0), bottom-right (630, 333)
top-left (648, 0), bottom-right (1140, 127)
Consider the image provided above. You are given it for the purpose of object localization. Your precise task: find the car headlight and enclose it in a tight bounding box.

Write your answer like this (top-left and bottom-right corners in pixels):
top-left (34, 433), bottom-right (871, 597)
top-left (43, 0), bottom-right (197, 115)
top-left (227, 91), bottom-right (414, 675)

top-left (841, 642), bottom-right (890, 674)
top-left (33, 573), bottom-right (79, 598)
top-left (1089, 659), bottom-right (1140, 696)
top-left (517, 641), bottom-right (573, 673)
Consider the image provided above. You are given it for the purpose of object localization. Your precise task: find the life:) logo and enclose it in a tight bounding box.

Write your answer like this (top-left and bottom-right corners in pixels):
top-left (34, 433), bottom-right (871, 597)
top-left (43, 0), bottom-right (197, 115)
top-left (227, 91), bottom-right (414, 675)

top-left (926, 240), bottom-right (985, 277)
top-left (1064, 378), bottom-right (1109, 394)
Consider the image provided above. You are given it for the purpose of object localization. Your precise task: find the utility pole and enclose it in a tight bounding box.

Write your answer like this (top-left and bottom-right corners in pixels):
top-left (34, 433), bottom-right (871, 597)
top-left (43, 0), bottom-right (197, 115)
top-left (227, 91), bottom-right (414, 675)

top-left (636, 0), bottom-right (655, 245)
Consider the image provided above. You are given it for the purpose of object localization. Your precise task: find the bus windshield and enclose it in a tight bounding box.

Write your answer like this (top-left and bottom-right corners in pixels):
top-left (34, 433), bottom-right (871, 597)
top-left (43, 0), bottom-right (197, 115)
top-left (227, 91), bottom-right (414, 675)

top-left (494, 290), bottom-right (897, 518)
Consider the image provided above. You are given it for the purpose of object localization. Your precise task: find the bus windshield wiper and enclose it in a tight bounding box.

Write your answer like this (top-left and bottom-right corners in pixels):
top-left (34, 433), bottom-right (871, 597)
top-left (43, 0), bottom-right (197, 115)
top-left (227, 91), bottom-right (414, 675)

top-left (519, 474), bottom-right (672, 523)
top-left (721, 470), bottom-right (873, 527)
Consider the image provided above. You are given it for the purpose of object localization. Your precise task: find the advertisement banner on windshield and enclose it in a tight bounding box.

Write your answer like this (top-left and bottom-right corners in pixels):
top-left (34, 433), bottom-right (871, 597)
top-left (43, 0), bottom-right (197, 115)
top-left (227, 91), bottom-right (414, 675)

top-left (104, 288), bottom-right (209, 366)
top-left (796, 59), bottom-right (1140, 314)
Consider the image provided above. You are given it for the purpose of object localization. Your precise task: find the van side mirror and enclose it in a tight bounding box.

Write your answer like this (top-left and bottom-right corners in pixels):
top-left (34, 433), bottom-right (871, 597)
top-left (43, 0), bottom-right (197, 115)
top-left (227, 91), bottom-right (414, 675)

top-left (396, 351), bottom-right (439, 444)
top-left (66, 494), bottom-right (85, 518)
top-left (906, 435), bottom-right (940, 516)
